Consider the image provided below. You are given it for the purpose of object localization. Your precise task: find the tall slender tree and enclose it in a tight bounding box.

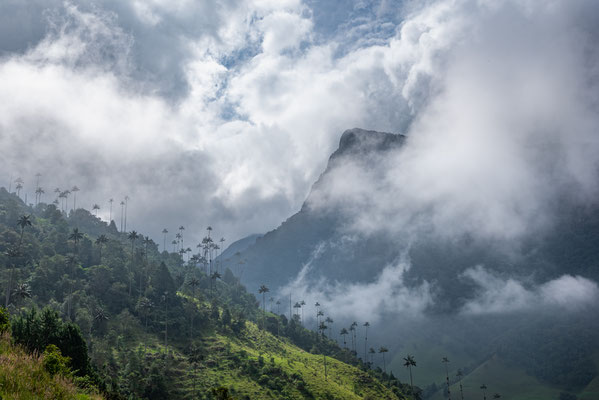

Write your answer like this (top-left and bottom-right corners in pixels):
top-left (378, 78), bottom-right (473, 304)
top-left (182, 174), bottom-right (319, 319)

top-left (340, 328), bottom-right (349, 348)
top-left (369, 347), bottom-right (376, 365)
top-left (108, 198), bottom-right (114, 222)
top-left (12, 282), bottom-right (31, 309)
top-left (128, 231), bottom-right (139, 297)
top-left (480, 384), bottom-right (488, 400)
top-left (325, 317), bottom-right (334, 338)
top-left (404, 355), bottom-right (417, 395)
top-left (92, 204), bottom-right (100, 216)
top-left (379, 346), bottom-right (389, 373)
top-left (363, 321), bottom-right (370, 360)
top-left (162, 228), bottom-right (168, 251)
top-left (17, 215), bottom-right (32, 249)
top-left (69, 228), bottom-right (83, 254)
top-left (456, 370), bottom-right (465, 400)
top-left (187, 278), bottom-right (200, 341)
top-left (120, 201), bottom-right (125, 231)
top-left (124, 195), bottom-right (129, 232)
top-left (15, 177), bottom-right (23, 198)
top-left (442, 357), bottom-right (451, 400)
top-left (350, 321), bottom-right (358, 354)
top-left (95, 234), bottom-right (108, 263)
top-left (258, 284), bottom-right (269, 329)
top-left (71, 186), bottom-right (80, 210)
top-left (178, 225), bottom-right (185, 249)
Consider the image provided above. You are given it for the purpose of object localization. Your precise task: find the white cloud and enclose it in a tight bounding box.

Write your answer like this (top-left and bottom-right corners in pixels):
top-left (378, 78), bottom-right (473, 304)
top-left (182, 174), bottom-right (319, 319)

top-left (1, 0), bottom-right (598, 251)
top-left (279, 248), bottom-right (433, 324)
top-left (460, 265), bottom-right (599, 314)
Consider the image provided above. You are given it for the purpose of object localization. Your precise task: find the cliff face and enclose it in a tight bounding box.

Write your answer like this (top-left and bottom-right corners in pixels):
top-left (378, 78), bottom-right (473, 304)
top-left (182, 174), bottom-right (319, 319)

top-left (227, 128), bottom-right (409, 295)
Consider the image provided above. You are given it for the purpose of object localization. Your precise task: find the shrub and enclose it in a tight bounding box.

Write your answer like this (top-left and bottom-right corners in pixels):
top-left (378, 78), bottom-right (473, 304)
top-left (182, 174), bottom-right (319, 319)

top-left (43, 344), bottom-right (72, 377)
top-left (0, 307), bottom-right (9, 334)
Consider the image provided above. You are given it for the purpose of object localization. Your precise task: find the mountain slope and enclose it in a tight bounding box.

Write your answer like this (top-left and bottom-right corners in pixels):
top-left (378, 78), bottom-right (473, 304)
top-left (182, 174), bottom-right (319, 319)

top-left (227, 128), bottom-right (599, 398)
top-left (0, 186), bottom-right (409, 399)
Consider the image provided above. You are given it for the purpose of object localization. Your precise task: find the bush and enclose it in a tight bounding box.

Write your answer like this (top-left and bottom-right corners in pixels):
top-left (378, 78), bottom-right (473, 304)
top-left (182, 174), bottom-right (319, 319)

top-left (0, 307), bottom-right (9, 334)
top-left (43, 344), bottom-right (72, 377)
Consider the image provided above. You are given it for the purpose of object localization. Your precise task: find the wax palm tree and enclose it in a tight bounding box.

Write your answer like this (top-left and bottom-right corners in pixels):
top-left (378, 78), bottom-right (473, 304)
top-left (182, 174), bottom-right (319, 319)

top-left (94, 307), bottom-right (109, 326)
top-left (71, 186), bottom-right (80, 210)
top-left (442, 357), bottom-right (451, 400)
top-left (120, 201), bottom-right (125, 231)
top-left (369, 347), bottom-right (376, 365)
top-left (108, 198), bottom-right (114, 222)
top-left (162, 228), bottom-right (168, 251)
top-left (58, 191), bottom-right (66, 212)
top-left (62, 190), bottom-right (71, 213)
top-left (69, 228), bottom-right (84, 254)
top-left (17, 215), bottom-right (32, 249)
top-left (340, 328), bottom-right (349, 349)
top-left (350, 322), bottom-right (358, 354)
top-left (456, 370), bottom-right (465, 400)
top-left (178, 225), bottom-right (185, 249)
top-left (95, 234), bottom-right (108, 262)
top-left (258, 284), bottom-right (269, 329)
top-left (124, 195), bottom-right (129, 232)
top-left (480, 384), bottom-right (488, 400)
top-left (35, 187), bottom-right (44, 205)
top-left (92, 204), bottom-right (100, 216)
top-left (299, 300), bottom-right (306, 325)
top-left (12, 283), bottom-right (31, 308)
top-left (15, 177), bottom-right (23, 197)
top-left (363, 321), bottom-right (370, 360)
top-left (379, 346), bottom-right (389, 373)
top-left (325, 317), bottom-right (334, 338)
top-left (317, 310), bottom-right (324, 328)
top-left (137, 298), bottom-right (152, 352)
top-left (172, 239), bottom-right (177, 252)
top-left (293, 302), bottom-right (301, 319)
top-left (404, 355), bottom-right (417, 394)
top-left (128, 231), bottom-right (139, 296)
top-left (210, 271), bottom-right (221, 296)
top-left (175, 233), bottom-right (182, 252)
top-left (276, 299), bottom-right (281, 314)
top-left (186, 277), bottom-right (200, 340)
top-left (319, 321), bottom-right (328, 338)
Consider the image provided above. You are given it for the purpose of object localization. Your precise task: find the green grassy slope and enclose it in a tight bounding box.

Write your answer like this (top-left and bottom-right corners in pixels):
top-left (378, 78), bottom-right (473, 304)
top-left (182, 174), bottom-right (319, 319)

top-left (0, 333), bottom-right (102, 400)
top-left (125, 312), bottom-right (405, 399)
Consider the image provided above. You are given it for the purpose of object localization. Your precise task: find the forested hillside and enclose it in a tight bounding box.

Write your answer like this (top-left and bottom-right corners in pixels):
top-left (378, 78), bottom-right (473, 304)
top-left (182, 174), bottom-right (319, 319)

top-left (0, 186), bottom-right (409, 399)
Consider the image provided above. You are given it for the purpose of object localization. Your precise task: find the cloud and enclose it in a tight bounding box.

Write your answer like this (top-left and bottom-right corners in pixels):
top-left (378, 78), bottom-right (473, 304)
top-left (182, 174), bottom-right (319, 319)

top-left (278, 246), bottom-right (433, 324)
top-left (1, 0), bottom-right (599, 253)
top-left (308, 0), bottom-right (599, 240)
top-left (460, 265), bottom-right (599, 314)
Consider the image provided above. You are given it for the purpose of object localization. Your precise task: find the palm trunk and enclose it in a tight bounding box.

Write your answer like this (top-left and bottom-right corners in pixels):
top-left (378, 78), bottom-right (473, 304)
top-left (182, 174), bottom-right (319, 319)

top-left (409, 366), bottom-right (414, 394)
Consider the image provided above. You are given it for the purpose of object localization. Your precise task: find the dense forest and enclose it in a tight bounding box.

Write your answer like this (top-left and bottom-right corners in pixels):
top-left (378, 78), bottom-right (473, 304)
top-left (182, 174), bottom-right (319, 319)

top-left (0, 186), bottom-right (413, 399)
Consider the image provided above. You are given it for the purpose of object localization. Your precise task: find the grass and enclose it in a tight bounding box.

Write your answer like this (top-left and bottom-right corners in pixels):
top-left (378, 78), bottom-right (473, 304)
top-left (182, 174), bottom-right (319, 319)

top-left (130, 320), bottom-right (405, 399)
top-left (0, 333), bottom-right (102, 400)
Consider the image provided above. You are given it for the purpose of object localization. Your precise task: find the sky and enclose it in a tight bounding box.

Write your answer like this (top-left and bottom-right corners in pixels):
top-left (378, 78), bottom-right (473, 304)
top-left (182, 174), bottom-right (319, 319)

top-left (1, 0), bottom-right (599, 256)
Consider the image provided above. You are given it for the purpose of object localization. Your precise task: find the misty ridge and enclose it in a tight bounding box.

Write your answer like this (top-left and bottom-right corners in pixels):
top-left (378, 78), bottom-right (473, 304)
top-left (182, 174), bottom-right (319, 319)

top-left (1, 0), bottom-right (599, 399)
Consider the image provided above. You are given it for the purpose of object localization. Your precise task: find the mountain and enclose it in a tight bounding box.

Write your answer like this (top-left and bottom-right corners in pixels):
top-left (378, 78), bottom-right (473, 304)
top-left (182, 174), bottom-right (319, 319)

top-left (228, 128), bottom-right (599, 399)
top-left (229, 128), bottom-right (407, 293)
